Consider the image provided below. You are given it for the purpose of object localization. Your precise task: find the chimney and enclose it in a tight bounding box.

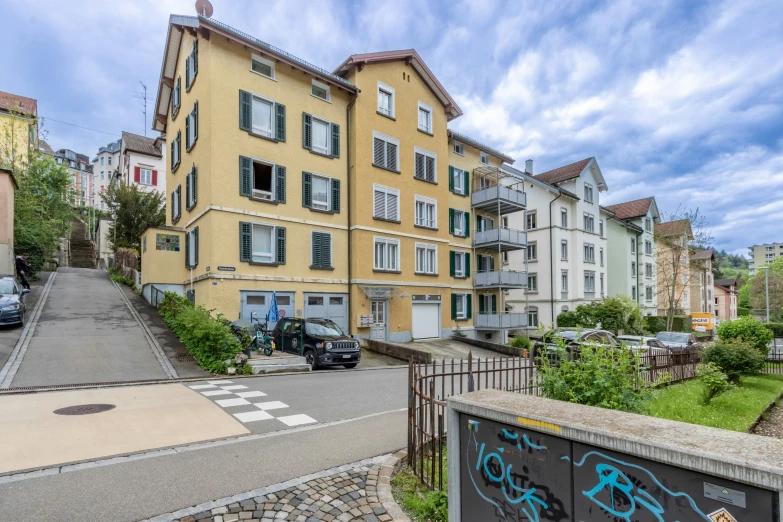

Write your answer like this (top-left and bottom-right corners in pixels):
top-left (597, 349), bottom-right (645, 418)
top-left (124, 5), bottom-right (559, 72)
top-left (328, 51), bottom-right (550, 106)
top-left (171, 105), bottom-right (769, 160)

top-left (525, 159), bottom-right (533, 175)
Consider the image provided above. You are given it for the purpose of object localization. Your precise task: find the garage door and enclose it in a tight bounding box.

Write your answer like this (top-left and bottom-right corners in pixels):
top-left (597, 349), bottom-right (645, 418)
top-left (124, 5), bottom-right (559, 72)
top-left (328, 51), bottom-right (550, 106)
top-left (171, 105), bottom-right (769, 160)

top-left (240, 291), bottom-right (294, 330)
top-left (304, 293), bottom-right (348, 333)
top-left (412, 303), bottom-right (440, 339)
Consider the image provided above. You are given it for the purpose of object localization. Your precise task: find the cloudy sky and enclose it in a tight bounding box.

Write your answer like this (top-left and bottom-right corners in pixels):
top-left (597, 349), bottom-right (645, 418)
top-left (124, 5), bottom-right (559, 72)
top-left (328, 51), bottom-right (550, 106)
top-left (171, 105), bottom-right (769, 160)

top-left (2, 0), bottom-right (782, 254)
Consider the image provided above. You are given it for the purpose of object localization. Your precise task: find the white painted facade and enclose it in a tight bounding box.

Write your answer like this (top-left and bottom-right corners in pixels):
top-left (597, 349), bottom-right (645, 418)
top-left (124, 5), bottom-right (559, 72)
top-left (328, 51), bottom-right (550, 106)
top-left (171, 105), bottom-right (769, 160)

top-left (118, 134), bottom-right (167, 196)
top-left (92, 139), bottom-right (121, 211)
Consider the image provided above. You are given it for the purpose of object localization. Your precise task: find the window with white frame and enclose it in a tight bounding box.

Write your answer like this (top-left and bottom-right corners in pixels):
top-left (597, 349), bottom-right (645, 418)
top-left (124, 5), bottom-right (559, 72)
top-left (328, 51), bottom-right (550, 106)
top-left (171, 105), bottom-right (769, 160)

top-left (414, 147), bottom-right (436, 182)
top-left (172, 186), bottom-right (181, 221)
top-left (583, 213), bottom-right (594, 232)
top-left (502, 251), bottom-right (508, 265)
top-left (584, 243), bottom-right (595, 263)
top-left (417, 101), bottom-right (432, 133)
top-left (683, 291), bottom-right (689, 307)
top-left (599, 220), bottom-right (604, 237)
top-left (311, 231), bottom-right (332, 269)
top-left (374, 237), bottom-right (399, 271)
top-left (561, 240), bottom-right (568, 260)
top-left (599, 247), bottom-right (604, 266)
top-left (561, 270), bottom-right (568, 292)
top-left (100, 157), bottom-right (104, 166)
top-left (480, 151), bottom-right (489, 164)
top-left (561, 208), bottom-right (568, 228)
top-left (414, 195), bottom-right (436, 228)
top-left (108, 157), bottom-right (112, 165)
top-left (251, 223), bottom-right (275, 263)
top-left (645, 240), bottom-right (652, 255)
top-left (527, 242), bottom-right (537, 261)
top-left (373, 184), bottom-right (400, 221)
top-left (645, 217), bottom-right (652, 231)
top-left (186, 102), bottom-right (198, 149)
top-left (585, 271), bottom-right (595, 292)
top-left (187, 227), bottom-right (198, 267)
top-left (311, 79), bottom-right (330, 102)
top-left (377, 81), bottom-right (394, 117)
top-left (528, 273), bottom-right (538, 292)
top-left (100, 171), bottom-right (104, 180)
top-left (767, 253), bottom-right (776, 260)
top-left (526, 211), bottom-right (537, 230)
top-left (454, 251), bottom-right (466, 277)
top-left (455, 293), bottom-right (467, 319)
top-left (252, 94), bottom-right (274, 138)
top-left (584, 182), bottom-right (594, 203)
top-left (766, 246), bottom-right (775, 252)
top-left (452, 167), bottom-right (466, 195)
top-left (527, 306), bottom-right (539, 327)
top-left (646, 286), bottom-right (653, 301)
top-left (140, 168), bottom-right (152, 185)
top-left (310, 174), bottom-right (331, 211)
top-left (251, 54), bottom-right (275, 79)
top-left (251, 159), bottom-right (276, 200)
top-left (372, 131), bottom-right (399, 171)
top-left (453, 141), bottom-right (464, 155)
top-left (646, 263), bottom-right (653, 278)
top-left (415, 243), bottom-right (437, 274)
top-left (632, 286), bottom-right (637, 300)
top-left (631, 261), bottom-right (637, 277)
top-left (311, 117), bottom-right (331, 155)
top-left (630, 237), bottom-right (636, 253)
top-left (186, 40), bottom-right (197, 89)
top-left (453, 210), bottom-right (465, 236)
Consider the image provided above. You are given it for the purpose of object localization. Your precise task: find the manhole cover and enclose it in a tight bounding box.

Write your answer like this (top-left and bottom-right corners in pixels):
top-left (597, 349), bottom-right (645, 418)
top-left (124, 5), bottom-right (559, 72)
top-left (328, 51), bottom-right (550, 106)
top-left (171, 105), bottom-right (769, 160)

top-left (53, 404), bottom-right (116, 416)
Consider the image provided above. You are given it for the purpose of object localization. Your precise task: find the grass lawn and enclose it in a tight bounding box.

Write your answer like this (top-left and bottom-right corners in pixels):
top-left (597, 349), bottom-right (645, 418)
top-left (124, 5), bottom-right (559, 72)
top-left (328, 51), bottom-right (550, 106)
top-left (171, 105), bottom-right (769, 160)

top-left (644, 374), bottom-right (783, 432)
top-left (391, 451), bottom-right (448, 522)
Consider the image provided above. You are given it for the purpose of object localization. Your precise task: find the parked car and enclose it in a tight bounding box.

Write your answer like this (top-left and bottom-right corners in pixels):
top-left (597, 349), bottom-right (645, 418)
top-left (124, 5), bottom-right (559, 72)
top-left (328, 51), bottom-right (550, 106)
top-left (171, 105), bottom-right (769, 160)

top-left (617, 335), bottom-right (671, 363)
top-left (655, 331), bottom-right (701, 350)
top-left (271, 317), bottom-right (360, 370)
top-left (532, 328), bottom-right (622, 362)
top-left (0, 276), bottom-right (30, 326)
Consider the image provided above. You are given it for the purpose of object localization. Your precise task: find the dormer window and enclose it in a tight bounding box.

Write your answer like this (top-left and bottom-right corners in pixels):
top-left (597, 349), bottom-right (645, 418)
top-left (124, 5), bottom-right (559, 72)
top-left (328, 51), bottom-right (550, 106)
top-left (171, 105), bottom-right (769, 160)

top-left (251, 54), bottom-right (275, 79)
top-left (480, 151), bottom-right (489, 164)
top-left (311, 79), bottom-right (331, 102)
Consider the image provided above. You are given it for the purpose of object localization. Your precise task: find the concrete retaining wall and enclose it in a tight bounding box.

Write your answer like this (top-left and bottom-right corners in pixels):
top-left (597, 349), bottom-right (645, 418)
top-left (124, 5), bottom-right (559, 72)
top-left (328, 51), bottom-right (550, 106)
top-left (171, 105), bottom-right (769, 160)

top-left (450, 336), bottom-right (523, 357)
top-left (364, 339), bottom-right (431, 364)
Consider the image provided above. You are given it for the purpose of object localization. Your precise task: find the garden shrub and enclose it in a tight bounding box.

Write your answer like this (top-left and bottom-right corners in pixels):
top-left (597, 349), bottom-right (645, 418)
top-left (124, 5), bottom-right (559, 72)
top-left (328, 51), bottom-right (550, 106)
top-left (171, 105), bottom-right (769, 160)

top-left (717, 316), bottom-right (773, 353)
top-left (556, 311), bottom-right (580, 328)
top-left (764, 322), bottom-right (783, 338)
top-left (555, 296), bottom-right (642, 334)
top-left (696, 363), bottom-right (733, 404)
top-left (643, 315), bottom-right (692, 334)
top-left (702, 341), bottom-right (765, 384)
top-left (737, 306), bottom-right (750, 317)
top-left (537, 337), bottom-right (648, 412)
top-left (508, 335), bottom-right (530, 350)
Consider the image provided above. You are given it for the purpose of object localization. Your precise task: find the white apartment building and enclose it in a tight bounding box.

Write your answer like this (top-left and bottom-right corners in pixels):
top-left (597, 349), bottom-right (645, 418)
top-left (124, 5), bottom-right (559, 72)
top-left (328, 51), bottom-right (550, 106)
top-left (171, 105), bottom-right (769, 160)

top-left (115, 132), bottom-right (166, 196)
top-left (54, 148), bottom-right (92, 206)
top-left (605, 197), bottom-right (660, 316)
top-left (92, 139), bottom-right (121, 211)
top-left (504, 157), bottom-right (609, 329)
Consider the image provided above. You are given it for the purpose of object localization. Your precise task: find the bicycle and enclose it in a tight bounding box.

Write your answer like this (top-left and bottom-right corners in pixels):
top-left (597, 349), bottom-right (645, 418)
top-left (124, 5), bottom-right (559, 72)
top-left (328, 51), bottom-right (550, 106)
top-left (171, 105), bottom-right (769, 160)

top-left (250, 312), bottom-right (275, 356)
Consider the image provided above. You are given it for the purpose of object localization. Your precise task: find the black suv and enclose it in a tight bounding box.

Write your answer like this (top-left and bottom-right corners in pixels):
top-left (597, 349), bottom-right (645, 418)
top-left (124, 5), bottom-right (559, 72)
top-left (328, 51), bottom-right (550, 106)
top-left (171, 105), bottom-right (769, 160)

top-left (272, 317), bottom-right (361, 370)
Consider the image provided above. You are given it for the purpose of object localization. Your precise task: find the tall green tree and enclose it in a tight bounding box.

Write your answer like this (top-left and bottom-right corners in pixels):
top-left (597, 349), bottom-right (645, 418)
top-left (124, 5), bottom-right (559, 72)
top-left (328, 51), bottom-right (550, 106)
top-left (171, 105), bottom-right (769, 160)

top-left (102, 182), bottom-right (165, 253)
top-left (748, 257), bottom-right (783, 320)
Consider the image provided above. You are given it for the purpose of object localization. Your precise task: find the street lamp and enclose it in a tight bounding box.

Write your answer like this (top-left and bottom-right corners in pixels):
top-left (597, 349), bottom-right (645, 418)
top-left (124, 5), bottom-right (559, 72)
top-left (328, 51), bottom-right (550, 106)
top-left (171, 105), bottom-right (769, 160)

top-left (759, 266), bottom-right (770, 323)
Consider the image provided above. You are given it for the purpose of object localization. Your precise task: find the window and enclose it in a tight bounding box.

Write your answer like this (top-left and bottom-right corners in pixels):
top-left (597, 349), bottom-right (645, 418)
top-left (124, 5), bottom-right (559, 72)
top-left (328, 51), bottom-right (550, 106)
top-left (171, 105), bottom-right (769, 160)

top-left (599, 248), bottom-right (604, 266)
top-left (599, 220), bottom-right (604, 237)
top-left (585, 271), bottom-right (595, 292)
top-left (239, 90), bottom-right (286, 141)
top-left (645, 240), bottom-right (652, 255)
top-left (100, 201), bottom-right (104, 210)
top-left (139, 168), bottom-right (152, 185)
top-left (527, 306), bottom-right (539, 327)
top-left (239, 222), bottom-right (286, 265)
top-left (526, 211), bottom-right (537, 230)
top-left (630, 238), bottom-right (636, 254)
top-left (417, 101), bottom-right (432, 133)
top-left (451, 209), bottom-right (468, 237)
top-left (766, 253), bottom-right (776, 260)
top-left (631, 261), bottom-right (636, 278)
top-left (311, 117), bottom-right (331, 155)
top-left (560, 208), bottom-right (568, 228)
top-left (645, 217), bottom-right (652, 231)
top-left (377, 81), bottom-right (394, 117)
top-left (251, 54), bottom-right (275, 79)
top-left (374, 237), bottom-right (399, 271)
top-left (453, 251), bottom-right (467, 278)
top-left (186, 165), bottom-right (197, 209)
top-left (454, 293), bottom-right (468, 320)
top-left (561, 270), bottom-right (568, 292)
top-left (584, 243), bottom-right (595, 263)
top-left (100, 171), bottom-right (104, 180)
top-left (171, 186), bottom-right (181, 222)
top-left (453, 141), bottom-right (464, 155)
top-left (253, 97), bottom-right (273, 137)
top-left (646, 263), bottom-right (653, 278)
top-left (239, 156), bottom-right (285, 203)
top-left (171, 131), bottom-right (181, 171)
top-left (186, 227), bottom-right (198, 268)
top-left (171, 76), bottom-right (181, 116)
top-left (311, 79), bottom-right (330, 101)
top-left (583, 213), bottom-right (594, 232)
top-left (373, 184), bottom-right (400, 221)
top-left (646, 287), bottom-right (653, 301)
top-left (561, 240), bottom-right (568, 260)
top-left (372, 131), bottom-right (399, 171)
top-left (100, 157), bottom-right (104, 166)
top-left (527, 242), bottom-right (537, 261)
top-left (185, 39), bottom-right (198, 90)
top-left (108, 157), bottom-right (112, 166)
top-left (450, 166), bottom-right (467, 195)
top-left (502, 252), bottom-right (508, 265)
top-left (186, 102), bottom-right (198, 150)
top-left (414, 147), bottom-right (436, 183)
top-left (632, 286), bottom-right (637, 300)
top-left (766, 246), bottom-right (775, 252)
top-left (584, 182), bottom-right (593, 203)
top-left (414, 195), bottom-right (437, 228)
top-left (302, 173), bottom-right (338, 212)
top-left (311, 231), bottom-right (332, 269)
top-left (683, 292), bottom-right (689, 307)
top-left (528, 273), bottom-right (538, 292)
top-left (480, 151), bottom-right (489, 165)
top-left (251, 159), bottom-right (274, 200)
top-left (415, 243), bottom-right (437, 274)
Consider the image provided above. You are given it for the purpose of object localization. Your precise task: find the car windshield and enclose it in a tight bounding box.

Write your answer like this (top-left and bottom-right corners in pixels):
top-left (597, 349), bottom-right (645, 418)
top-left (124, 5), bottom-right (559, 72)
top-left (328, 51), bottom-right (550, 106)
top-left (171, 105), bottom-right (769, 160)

top-left (0, 280), bottom-right (16, 295)
top-left (305, 321), bottom-right (345, 337)
top-left (620, 338), bottom-right (642, 346)
top-left (657, 332), bottom-right (689, 343)
top-left (543, 330), bottom-right (580, 343)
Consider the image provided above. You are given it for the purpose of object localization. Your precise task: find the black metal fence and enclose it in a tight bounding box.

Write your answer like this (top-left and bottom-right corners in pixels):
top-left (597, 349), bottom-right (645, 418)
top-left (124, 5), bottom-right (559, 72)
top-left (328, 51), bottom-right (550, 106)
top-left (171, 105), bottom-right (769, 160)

top-left (765, 339), bottom-right (783, 374)
top-left (150, 285), bottom-right (165, 309)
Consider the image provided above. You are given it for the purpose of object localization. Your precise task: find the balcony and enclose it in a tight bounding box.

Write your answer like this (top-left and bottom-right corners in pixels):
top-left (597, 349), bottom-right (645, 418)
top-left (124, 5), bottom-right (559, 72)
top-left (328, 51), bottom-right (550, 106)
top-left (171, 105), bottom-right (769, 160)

top-left (475, 312), bottom-right (528, 329)
top-left (474, 270), bottom-right (527, 289)
top-left (471, 185), bottom-right (526, 214)
top-left (474, 227), bottom-right (527, 252)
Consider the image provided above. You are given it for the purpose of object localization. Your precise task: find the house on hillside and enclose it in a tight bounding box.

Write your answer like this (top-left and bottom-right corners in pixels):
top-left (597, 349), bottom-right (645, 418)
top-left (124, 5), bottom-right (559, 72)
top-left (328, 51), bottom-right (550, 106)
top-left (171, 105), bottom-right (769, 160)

top-left (116, 132), bottom-right (166, 195)
top-left (714, 277), bottom-right (738, 322)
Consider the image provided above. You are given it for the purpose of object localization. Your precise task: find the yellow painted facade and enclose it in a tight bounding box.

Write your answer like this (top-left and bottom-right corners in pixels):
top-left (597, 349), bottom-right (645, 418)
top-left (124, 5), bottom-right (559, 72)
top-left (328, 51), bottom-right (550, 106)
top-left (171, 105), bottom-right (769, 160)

top-left (0, 111), bottom-right (36, 173)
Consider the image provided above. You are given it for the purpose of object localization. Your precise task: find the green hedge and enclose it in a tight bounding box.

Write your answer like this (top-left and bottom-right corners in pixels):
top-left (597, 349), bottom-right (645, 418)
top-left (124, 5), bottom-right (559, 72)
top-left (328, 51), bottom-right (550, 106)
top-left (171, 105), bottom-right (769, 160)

top-left (764, 322), bottom-right (783, 338)
top-left (643, 315), bottom-right (692, 333)
top-left (738, 306), bottom-right (751, 317)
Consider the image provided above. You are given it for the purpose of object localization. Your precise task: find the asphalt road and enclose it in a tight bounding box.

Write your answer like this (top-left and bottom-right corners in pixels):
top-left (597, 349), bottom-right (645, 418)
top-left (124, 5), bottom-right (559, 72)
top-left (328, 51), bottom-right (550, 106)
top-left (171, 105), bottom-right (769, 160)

top-left (0, 272), bottom-right (50, 370)
top-left (9, 268), bottom-right (170, 387)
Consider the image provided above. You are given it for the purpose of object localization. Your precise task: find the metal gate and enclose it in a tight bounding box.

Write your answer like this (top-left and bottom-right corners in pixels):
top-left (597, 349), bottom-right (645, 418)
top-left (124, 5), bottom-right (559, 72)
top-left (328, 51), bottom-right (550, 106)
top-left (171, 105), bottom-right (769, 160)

top-left (304, 293), bottom-right (348, 332)
top-left (240, 291), bottom-right (294, 329)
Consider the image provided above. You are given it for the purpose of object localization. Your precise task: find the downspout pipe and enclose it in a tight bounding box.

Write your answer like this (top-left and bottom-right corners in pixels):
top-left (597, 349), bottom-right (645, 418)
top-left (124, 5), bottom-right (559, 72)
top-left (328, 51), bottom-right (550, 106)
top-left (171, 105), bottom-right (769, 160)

top-left (346, 92), bottom-right (358, 335)
top-left (549, 192), bottom-right (563, 326)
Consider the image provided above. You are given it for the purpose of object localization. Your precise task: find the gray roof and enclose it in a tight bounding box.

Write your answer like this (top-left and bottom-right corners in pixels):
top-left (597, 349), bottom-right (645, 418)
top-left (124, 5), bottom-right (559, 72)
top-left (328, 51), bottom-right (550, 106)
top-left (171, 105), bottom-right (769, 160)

top-left (448, 130), bottom-right (514, 163)
top-left (122, 132), bottom-right (162, 158)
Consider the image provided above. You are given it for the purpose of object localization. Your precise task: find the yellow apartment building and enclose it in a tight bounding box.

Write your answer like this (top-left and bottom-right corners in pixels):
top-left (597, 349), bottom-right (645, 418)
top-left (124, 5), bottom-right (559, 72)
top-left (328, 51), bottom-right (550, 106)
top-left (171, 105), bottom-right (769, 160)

top-left (0, 90), bottom-right (38, 173)
top-left (655, 219), bottom-right (693, 316)
top-left (142, 15), bottom-right (528, 342)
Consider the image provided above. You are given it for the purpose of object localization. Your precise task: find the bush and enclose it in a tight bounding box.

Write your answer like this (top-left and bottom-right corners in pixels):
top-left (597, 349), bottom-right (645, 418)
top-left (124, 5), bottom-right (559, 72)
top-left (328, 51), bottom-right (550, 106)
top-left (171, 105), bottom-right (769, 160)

top-left (537, 337), bottom-right (648, 412)
top-left (696, 363), bottom-right (733, 404)
top-left (643, 315), bottom-right (693, 334)
top-left (556, 311), bottom-right (580, 328)
top-left (717, 316), bottom-right (774, 353)
top-left (508, 335), bottom-right (530, 350)
top-left (764, 322), bottom-right (783, 338)
top-left (737, 306), bottom-right (750, 317)
top-left (555, 296), bottom-right (642, 334)
top-left (159, 291), bottom-right (242, 373)
top-left (702, 341), bottom-right (765, 384)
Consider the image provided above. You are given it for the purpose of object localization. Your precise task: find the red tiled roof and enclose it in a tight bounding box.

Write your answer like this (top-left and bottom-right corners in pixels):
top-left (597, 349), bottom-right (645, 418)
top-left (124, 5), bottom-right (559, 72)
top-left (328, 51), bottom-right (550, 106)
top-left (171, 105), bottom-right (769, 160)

top-left (123, 131), bottom-right (163, 158)
top-left (604, 197), bottom-right (654, 220)
top-left (0, 90), bottom-right (37, 116)
top-left (655, 219), bottom-right (692, 238)
top-left (534, 158), bottom-right (592, 185)
top-left (691, 249), bottom-right (714, 261)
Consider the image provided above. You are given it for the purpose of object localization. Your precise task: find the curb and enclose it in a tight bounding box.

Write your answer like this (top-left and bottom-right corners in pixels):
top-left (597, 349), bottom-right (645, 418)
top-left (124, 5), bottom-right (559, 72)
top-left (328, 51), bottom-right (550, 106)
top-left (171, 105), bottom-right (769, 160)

top-left (748, 388), bottom-right (783, 433)
top-left (372, 450), bottom-right (412, 522)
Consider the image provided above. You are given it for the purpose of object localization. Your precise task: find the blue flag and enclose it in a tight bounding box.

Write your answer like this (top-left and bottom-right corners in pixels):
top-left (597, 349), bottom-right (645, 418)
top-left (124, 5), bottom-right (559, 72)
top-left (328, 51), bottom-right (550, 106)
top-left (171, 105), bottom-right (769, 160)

top-left (267, 291), bottom-right (279, 322)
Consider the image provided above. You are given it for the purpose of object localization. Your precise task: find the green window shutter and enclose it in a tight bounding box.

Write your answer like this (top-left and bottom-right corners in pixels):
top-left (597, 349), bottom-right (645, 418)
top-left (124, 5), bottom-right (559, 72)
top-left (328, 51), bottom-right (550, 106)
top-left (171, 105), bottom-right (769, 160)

top-left (192, 166), bottom-right (197, 205)
top-left (490, 256), bottom-right (495, 271)
top-left (185, 172), bottom-right (190, 208)
top-left (239, 222), bottom-right (251, 262)
top-left (311, 233), bottom-right (321, 268)
top-left (276, 103), bottom-right (286, 141)
top-left (185, 229), bottom-right (190, 268)
top-left (239, 156), bottom-right (252, 197)
top-left (302, 172), bottom-right (312, 208)
top-left (477, 255), bottom-right (484, 272)
top-left (331, 178), bottom-right (340, 213)
top-left (276, 227), bottom-right (286, 264)
top-left (171, 141), bottom-right (175, 169)
top-left (449, 251), bottom-right (455, 277)
top-left (185, 114), bottom-right (190, 149)
top-left (466, 294), bottom-right (472, 319)
top-left (193, 39), bottom-right (198, 76)
top-left (239, 90), bottom-right (252, 131)
top-left (323, 233), bottom-right (331, 267)
top-left (491, 295), bottom-right (497, 313)
top-left (449, 208), bottom-right (455, 234)
top-left (171, 191), bottom-right (175, 221)
top-left (176, 186), bottom-right (181, 217)
top-left (451, 294), bottom-right (457, 320)
top-left (465, 254), bottom-right (471, 277)
top-left (465, 212), bottom-right (470, 237)
top-left (193, 101), bottom-right (198, 141)
top-left (194, 227), bottom-right (199, 266)
top-left (176, 77), bottom-right (180, 107)
top-left (275, 165), bottom-right (286, 203)
top-left (331, 123), bottom-right (340, 158)
top-left (185, 58), bottom-right (190, 90)
top-left (464, 171), bottom-right (470, 195)
top-left (302, 113), bottom-right (312, 150)
top-left (479, 296), bottom-right (485, 314)
top-left (448, 166), bottom-right (454, 192)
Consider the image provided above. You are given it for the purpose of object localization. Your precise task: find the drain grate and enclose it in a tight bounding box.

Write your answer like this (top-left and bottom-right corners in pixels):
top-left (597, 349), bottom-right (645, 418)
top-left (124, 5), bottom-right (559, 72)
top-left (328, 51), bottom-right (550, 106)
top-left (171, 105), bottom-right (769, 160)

top-left (54, 404), bottom-right (116, 416)
top-left (177, 355), bottom-right (196, 362)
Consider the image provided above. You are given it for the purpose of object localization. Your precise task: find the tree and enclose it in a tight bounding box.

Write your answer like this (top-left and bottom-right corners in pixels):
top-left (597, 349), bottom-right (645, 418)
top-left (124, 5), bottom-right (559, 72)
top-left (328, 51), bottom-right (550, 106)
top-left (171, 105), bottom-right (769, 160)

top-left (655, 206), bottom-right (713, 330)
top-left (748, 257), bottom-right (783, 320)
top-left (102, 182), bottom-right (165, 254)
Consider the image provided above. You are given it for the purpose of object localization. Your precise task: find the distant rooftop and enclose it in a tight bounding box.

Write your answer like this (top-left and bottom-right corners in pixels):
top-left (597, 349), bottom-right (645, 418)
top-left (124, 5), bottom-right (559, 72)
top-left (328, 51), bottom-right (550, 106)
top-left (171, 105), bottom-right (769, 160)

top-left (0, 90), bottom-right (37, 117)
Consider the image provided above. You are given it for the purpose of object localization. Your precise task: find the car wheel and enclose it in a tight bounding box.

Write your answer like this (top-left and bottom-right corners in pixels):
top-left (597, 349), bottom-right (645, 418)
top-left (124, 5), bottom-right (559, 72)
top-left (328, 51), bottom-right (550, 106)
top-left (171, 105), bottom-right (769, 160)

top-left (18, 311), bottom-right (25, 327)
top-left (343, 363), bottom-right (358, 369)
top-left (304, 350), bottom-right (318, 370)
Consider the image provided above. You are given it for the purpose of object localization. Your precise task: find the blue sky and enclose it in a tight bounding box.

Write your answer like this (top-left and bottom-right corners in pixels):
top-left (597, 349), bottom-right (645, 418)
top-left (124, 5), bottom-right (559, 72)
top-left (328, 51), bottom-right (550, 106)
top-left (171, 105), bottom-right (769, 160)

top-left (2, 0), bottom-right (782, 255)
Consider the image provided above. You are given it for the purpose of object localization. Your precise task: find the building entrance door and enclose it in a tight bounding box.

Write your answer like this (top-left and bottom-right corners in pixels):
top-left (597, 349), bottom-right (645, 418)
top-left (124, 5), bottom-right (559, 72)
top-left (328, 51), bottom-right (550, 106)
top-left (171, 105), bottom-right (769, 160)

top-left (370, 300), bottom-right (386, 341)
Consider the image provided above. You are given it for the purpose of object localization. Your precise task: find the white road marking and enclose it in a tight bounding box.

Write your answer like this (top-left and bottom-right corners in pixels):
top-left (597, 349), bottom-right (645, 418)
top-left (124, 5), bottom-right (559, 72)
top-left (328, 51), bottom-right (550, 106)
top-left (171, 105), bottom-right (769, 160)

top-left (208, 380), bottom-right (233, 384)
top-left (215, 398), bottom-right (251, 408)
top-left (277, 414), bottom-right (317, 427)
top-left (188, 384), bottom-right (217, 390)
top-left (201, 390), bottom-right (233, 397)
top-left (254, 401), bottom-right (288, 411)
top-left (235, 391), bottom-right (267, 398)
top-left (233, 410), bottom-right (274, 423)
top-left (220, 385), bottom-right (248, 390)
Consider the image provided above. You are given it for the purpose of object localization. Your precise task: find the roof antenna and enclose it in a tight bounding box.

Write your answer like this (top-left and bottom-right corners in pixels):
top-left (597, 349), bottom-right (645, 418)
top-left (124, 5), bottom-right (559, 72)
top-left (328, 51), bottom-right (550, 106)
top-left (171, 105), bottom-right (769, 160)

top-left (195, 0), bottom-right (214, 17)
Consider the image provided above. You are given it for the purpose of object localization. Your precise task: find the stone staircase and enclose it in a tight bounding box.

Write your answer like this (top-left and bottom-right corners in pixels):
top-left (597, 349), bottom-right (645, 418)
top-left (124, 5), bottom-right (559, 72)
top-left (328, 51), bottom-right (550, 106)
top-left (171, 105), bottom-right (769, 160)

top-left (69, 219), bottom-right (96, 269)
top-left (248, 352), bottom-right (311, 374)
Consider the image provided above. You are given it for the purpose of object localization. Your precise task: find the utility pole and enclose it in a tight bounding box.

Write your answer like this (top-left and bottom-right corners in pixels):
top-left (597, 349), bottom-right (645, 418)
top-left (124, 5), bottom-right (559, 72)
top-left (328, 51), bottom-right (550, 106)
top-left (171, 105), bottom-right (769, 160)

top-left (762, 266), bottom-right (770, 323)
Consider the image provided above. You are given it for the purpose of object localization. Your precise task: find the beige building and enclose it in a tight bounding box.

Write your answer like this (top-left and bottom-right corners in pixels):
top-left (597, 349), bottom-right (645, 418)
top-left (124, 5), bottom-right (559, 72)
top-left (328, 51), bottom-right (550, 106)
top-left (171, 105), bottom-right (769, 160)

top-left (748, 242), bottom-right (783, 275)
top-left (54, 148), bottom-right (93, 206)
top-left (655, 219), bottom-right (693, 315)
top-left (0, 168), bottom-right (18, 275)
top-left (0, 90), bottom-right (38, 173)
top-left (690, 249), bottom-right (715, 314)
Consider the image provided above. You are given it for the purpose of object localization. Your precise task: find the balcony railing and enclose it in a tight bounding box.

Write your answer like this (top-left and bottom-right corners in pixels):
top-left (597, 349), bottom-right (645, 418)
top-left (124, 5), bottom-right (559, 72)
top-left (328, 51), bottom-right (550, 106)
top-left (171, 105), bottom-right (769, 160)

top-left (474, 227), bottom-right (527, 250)
top-left (474, 270), bottom-right (527, 288)
top-left (475, 312), bottom-right (528, 329)
top-left (471, 185), bottom-right (526, 213)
